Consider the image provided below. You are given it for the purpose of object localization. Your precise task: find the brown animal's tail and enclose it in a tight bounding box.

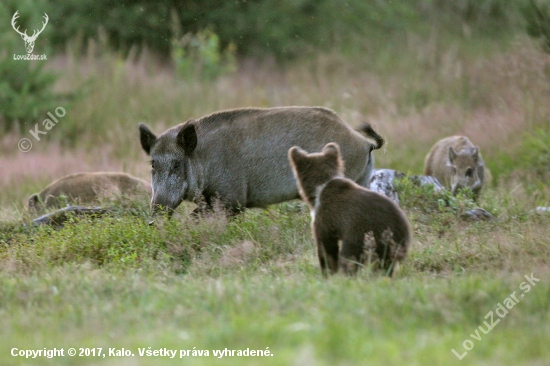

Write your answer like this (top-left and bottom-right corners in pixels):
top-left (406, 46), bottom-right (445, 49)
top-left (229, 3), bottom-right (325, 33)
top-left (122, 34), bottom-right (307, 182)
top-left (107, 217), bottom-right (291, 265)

top-left (357, 124), bottom-right (384, 150)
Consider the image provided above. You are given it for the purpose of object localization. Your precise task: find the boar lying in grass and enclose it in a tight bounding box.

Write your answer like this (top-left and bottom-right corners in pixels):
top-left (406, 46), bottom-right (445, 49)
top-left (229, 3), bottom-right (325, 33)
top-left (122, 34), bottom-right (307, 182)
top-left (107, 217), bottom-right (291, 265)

top-left (139, 106), bottom-right (384, 217)
top-left (288, 142), bottom-right (411, 277)
top-left (424, 135), bottom-right (486, 199)
top-left (27, 172), bottom-right (151, 211)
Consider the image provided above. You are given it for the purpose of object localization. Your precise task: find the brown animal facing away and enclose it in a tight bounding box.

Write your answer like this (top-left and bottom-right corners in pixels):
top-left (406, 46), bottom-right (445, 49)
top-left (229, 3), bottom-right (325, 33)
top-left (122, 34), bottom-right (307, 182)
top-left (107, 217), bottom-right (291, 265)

top-left (139, 106), bottom-right (384, 217)
top-left (424, 136), bottom-right (486, 199)
top-left (27, 172), bottom-right (151, 211)
top-left (288, 143), bottom-right (411, 277)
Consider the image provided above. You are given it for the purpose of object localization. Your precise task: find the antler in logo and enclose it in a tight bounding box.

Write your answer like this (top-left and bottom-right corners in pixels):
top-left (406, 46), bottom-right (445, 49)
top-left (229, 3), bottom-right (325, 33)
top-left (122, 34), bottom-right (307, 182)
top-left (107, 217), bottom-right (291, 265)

top-left (11, 11), bottom-right (49, 54)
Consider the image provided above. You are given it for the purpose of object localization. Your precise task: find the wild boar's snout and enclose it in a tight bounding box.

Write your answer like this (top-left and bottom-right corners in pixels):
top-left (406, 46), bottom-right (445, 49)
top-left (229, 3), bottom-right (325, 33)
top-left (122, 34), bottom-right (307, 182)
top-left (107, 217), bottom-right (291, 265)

top-left (150, 193), bottom-right (177, 218)
top-left (451, 182), bottom-right (464, 195)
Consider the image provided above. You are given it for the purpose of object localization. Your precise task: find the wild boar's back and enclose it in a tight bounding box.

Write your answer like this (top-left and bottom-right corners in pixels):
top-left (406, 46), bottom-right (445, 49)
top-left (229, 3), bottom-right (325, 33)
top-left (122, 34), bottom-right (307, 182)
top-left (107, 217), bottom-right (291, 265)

top-left (190, 107), bottom-right (373, 207)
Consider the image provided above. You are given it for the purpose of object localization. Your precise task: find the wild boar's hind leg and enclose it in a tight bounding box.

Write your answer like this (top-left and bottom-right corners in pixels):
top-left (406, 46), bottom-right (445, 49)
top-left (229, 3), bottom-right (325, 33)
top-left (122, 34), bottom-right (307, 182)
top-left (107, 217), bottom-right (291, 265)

top-left (354, 124), bottom-right (385, 188)
top-left (191, 189), bottom-right (246, 218)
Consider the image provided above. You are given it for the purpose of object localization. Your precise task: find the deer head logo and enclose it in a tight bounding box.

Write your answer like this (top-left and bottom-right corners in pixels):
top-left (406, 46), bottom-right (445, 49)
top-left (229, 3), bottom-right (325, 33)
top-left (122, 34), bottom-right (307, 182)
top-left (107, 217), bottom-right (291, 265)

top-left (11, 11), bottom-right (49, 54)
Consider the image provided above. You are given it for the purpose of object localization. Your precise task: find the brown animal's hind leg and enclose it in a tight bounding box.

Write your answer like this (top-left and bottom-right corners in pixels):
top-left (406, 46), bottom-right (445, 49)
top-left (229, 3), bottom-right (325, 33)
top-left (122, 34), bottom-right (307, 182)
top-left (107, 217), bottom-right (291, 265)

top-left (315, 231), bottom-right (339, 276)
top-left (381, 258), bottom-right (399, 277)
top-left (377, 248), bottom-right (394, 276)
top-left (378, 229), bottom-right (398, 277)
top-left (316, 244), bottom-right (329, 277)
top-left (340, 238), bottom-right (364, 276)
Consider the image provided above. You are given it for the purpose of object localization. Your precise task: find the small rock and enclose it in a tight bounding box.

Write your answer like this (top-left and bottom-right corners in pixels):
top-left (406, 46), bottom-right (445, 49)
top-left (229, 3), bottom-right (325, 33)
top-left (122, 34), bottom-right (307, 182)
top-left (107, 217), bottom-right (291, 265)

top-left (460, 208), bottom-right (494, 221)
top-left (408, 175), bottom-right (445, 192)
top-left (32, 206), bottom-right (107, 227)
top-left (368, 169), bottom-right (404, 204)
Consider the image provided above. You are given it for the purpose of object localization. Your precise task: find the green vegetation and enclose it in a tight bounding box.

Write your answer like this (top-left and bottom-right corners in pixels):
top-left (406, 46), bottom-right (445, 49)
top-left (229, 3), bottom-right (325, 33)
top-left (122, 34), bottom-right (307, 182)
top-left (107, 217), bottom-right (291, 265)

top-left (171, 28), bottom-right (237, 81)
top-left (1, 0), bottom-right (543, 132)
top-left (1, 191), bottom-right (549, 365)
top-left (523, 0), bottom-right (550, 52)
top-left (0, 0), bottom-right (63, 132)
top-left (1, 1), bottom-right (549, 365)
top-left (42, 0), bottom-right (525, 60)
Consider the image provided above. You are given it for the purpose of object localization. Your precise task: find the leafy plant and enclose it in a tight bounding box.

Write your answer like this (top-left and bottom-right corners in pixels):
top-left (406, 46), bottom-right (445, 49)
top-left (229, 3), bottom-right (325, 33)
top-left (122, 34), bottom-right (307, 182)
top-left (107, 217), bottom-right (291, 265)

top-left (171, 28), bottom-right (236, 81)
top-left (0, 61), bottom-right (61, 132)
top-left (0, 0), bottom-right (65, 132)
top-left (394, 176), bottom-right (479, 228)
top-left (522, 0), bottom-right (550, 52)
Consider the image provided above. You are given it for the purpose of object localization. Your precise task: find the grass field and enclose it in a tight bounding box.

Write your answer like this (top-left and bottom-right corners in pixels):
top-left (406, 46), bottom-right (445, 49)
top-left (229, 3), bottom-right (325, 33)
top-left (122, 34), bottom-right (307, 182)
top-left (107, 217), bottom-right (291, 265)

top-left (1, 27), bottom-right (549, 365)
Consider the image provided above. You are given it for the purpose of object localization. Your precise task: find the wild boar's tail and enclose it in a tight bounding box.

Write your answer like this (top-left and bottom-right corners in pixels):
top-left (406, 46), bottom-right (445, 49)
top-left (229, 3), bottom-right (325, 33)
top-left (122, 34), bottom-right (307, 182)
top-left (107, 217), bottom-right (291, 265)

top-left (357, 123), bottom-right (385, 150)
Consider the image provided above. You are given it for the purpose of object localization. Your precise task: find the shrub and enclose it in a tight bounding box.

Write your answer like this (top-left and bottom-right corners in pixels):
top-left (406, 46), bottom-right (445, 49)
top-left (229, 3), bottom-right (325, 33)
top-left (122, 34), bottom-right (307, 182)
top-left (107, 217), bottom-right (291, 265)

top-left (0, 0), bottom-right (63, 132)
top-left (522, 0), bottom-right (550, 52)
top-left (0, 61), bottom-right (60, 132)
top-left (171, 28), bottom-right (236, 81)
top-left (42, 0), bottom-right (524, 62)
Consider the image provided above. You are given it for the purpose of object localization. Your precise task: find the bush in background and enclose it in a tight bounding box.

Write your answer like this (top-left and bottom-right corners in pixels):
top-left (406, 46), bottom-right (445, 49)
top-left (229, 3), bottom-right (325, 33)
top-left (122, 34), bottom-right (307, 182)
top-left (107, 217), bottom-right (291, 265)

top-left (522, 0), bottom-right (550, 52)
top-left (0, 0), bottom-right (63, 133)
top-left (171, 27), bottom-right (236, 81)
top-left (44, 0), bottom-right (525, 61)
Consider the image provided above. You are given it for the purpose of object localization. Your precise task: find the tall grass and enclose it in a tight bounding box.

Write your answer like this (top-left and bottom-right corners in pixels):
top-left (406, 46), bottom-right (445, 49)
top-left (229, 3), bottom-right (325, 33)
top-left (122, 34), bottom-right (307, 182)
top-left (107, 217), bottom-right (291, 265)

top-left (3, 32), bottom-right (548, 208)
top-left (28, 33), bottom-right (550, 171)
top-left (0, 188), bottom-right (549, 365)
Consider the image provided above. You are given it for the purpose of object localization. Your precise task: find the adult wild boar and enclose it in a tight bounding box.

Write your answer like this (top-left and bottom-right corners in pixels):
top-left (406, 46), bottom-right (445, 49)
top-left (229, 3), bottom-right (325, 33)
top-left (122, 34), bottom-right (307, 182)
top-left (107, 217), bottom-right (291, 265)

top-left (424, 135), bottom-right (486, 199)
top-left (139, 106), bottom-right (384, 216)
top-left (28, 172), bottom-right (151, 211)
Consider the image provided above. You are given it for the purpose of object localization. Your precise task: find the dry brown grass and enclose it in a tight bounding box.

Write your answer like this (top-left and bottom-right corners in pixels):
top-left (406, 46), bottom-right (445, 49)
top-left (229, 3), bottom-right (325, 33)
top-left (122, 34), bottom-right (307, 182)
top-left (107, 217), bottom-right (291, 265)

top-left (1, 35), bottom-right (548, 213)
top-left (0, 137), bottom-right (150, 209)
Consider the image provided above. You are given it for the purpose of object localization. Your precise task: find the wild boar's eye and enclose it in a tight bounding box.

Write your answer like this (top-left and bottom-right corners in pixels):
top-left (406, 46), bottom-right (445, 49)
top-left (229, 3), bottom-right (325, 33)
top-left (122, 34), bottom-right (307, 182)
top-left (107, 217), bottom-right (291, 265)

top-left (465, 168), bottom-right (473, 177)
top-left (173, 161), bottom-right (180, 170)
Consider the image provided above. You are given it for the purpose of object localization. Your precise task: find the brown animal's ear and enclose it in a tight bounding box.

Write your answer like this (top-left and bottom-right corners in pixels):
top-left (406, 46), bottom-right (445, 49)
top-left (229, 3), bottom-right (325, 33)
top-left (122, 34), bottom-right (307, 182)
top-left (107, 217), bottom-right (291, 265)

top-left (322, 142), bottom-right (340, 157)
top-left (177, 123), bottom-right (198, 156)
top-left (323, 143), bottom-right (341, 163)
top-left (472, 147), bottom-right (479, 162)
top-left (323, 143), bottom-right (344, 172)
top-left (288, 146), bottom-right (306, 164)
top-left (448, 147), bottom-right (457, 162)
top-left (139, 123), bottom-right (157, 156)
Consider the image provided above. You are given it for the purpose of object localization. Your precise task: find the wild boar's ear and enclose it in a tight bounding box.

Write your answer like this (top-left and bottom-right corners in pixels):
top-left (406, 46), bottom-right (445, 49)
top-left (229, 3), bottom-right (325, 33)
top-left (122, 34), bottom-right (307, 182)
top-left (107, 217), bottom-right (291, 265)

top-left (448, 147), bottom-right (457, 162)
top-left (27, 193), bottom-right (40, 209)
top-left (472, 147), bottom-right (479, 162)
top-left (177, 123), bottom-right (198, 156)
top-left (139, 123), bottom-right (157, 156)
